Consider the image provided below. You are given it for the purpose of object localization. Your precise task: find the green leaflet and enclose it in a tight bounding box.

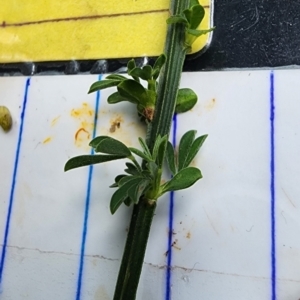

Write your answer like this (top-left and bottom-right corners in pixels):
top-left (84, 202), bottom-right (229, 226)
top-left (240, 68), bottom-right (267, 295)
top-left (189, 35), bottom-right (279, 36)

top-left (117, 79), bottom-right (149, 107)
top-left (95, 137), bottom-right (132, 157)
top-left (89, 136), bottom-right (110, 148)
top-left (106, 74), bottom-right (127, 81)
top-left (138, 137), bottom-right (152, 157)
top-left (166, 15), bottom-right (188, 25)
top-left (165, 141), bottom-right (176, 175)
top-left (110, 174), bottom-right (127, 188)
top-left (129, 147), bottom-right (153, 162)
top-left (110, 177), bottom-right (149, 214)
top-left (125, 162), bottom-right (141, 176)
top-left (184, 134), bottom-right (208, 167)
top-left (175, 88), bottom-right (198, 113)
top-left (127, 178), bottom-right (150, 204)
top-left (64, 154), bottom-right (125, 172)
top-left (178, 130), bottom-right (197, 171)
top-left (146, 161), bottom-right (159, 179)
top-left (88, 79), bottom-right (120, 93)
top-left (127, 59), bottom-right (140, 82)
top-left (155, 135), bottom-right (168, 168)
top-left (129, 65), bottom-right (153, 81)
top-left (107, 92), bottom-right (129, 104)
top-left (186, 28), bottom-right (215, 37)
top-left (160, 167), bottom-right (202, 195)
top-left (183, 4), bottom-right (205, 29)
top-left (152, 54), bottom-right (166, 80)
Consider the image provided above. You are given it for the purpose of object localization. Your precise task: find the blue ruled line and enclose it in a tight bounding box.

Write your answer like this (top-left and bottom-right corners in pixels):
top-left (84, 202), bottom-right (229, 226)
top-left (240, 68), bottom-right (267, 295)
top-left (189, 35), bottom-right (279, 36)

top-left (270, 71), bottom-right (276, 300)
top-left (0, 78), bottom-right (31, 285)
top-left (165, 113), bottom-right (177, 300)
top-left (75, 76), bottom-right (101, 300)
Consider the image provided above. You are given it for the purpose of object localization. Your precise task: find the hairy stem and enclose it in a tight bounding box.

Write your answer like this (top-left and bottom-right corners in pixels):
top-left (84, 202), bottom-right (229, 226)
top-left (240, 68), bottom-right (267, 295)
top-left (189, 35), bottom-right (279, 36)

top-left (113, 0), bottom-right (189, 299)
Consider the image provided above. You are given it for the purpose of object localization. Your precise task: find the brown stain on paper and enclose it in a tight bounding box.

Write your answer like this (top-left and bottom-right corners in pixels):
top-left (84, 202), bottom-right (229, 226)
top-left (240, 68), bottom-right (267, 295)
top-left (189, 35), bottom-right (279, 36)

top-left (71, 102), bottom-right (95, 148)
top-left (109, 115), bottom-right (123, 133)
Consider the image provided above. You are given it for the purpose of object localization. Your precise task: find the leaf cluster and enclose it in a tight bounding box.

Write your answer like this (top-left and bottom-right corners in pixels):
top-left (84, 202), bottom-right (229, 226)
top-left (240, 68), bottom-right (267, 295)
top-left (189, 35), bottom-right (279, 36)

top-left (166, 0), bottom-right (215, 51)
top-left (88, 55), bottom-right (198, 121)
top-left (65, 130), bottom-right (206, 214)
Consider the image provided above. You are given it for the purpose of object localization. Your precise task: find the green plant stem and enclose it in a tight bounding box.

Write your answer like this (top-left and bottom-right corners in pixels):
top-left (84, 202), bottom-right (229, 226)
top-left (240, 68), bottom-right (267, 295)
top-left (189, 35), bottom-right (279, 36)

top-left (113, 0), bottom-right (189, 299)
top-left (113, 198), bottom-right (156, 300)
top-left (147, 0), bottom-right (189, 149)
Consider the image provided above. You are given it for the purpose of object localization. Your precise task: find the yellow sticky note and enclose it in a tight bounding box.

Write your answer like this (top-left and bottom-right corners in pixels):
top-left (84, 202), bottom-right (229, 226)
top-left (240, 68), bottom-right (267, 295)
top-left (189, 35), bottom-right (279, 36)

top-left (0, 0), bottom-right (212, 63)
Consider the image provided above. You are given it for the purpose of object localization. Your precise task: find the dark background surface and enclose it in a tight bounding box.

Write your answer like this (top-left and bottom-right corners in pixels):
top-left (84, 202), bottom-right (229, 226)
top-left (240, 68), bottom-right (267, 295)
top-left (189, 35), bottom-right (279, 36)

top-left (1, 0), bottom-right (300, 75)
top-left (185, 0), bottom-right (300, 70)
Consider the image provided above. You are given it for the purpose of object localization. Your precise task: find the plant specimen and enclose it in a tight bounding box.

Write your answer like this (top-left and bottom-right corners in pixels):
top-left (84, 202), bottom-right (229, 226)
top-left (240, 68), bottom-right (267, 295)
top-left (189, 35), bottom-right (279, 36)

top-left (65, 0), bottom-right (213, 298)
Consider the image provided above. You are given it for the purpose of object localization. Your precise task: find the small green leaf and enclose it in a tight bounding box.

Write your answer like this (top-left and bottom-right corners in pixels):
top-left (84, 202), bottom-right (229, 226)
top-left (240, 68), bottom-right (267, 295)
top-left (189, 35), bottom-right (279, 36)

top-left (185, 27), bottom-right (215, 50)
top-left (128, 178), bottom-right (150, 204)
top-left (110, 174), bottom-right (127, 188)
top-left (127, 59), bottom-right (136, 71)
top-left (166, 15), bottom-right (188, 25)
top-left (125, 162), bottom-right (140, 175)
top-left (186, 28), bottom-right (214, 37)
top-left (107, 92), bottom-right (129, 104)
top-left (175, 88), bottom-right (197, 113)
top-left (110, 180), bottom-right (135, 214)
top-left (129, 147), bottom-right (152, 162)
top-left (88, 80), bottom-right (120, 93)
top-left (119, 175), bottom-right (137, 186)
top-left (156, 135), bottom-right (168, 168)
top-left (129, 68), bottom-right (146, 81)
top-left (152, 69), bottom-right (160, 81)
top-left (138, 137), bottom-right (152, 157)
top-left (160, 167), bottom-right (202, 194)
top-left (96, 137), bottom-right (131, 157)
top-left (152, 135), bottom-right (163, 161)
top-left (64, 154), bottom-right (125, 172)
top-left (153, 54), bottom-right (166, 73)
top-left (106, 74), bottom-right (127, 81)
top-left (146, 161), bottom-right (159, 179)
top-left (178, 130), bottom-right (196, 171)
top-left (152, 54), bottom-right (166, 80)
top-left (183, 5), bottom-right (205, 29)
top-left (129, 65), bottom-right (152, 81)
top-left (127, 59), bottom-right (139, 82)
top-left (166, 141), bottom-right (176, 175)
top-left (117, 79), bottom-right (149, 106)
top-left (184, 134), bottom-right (208, 168)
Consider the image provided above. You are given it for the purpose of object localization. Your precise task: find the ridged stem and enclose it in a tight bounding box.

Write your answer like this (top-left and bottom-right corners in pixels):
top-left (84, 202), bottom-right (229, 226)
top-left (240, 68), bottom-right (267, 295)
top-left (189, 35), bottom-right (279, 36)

top-left (113, 0), bottom-right (189, 299)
